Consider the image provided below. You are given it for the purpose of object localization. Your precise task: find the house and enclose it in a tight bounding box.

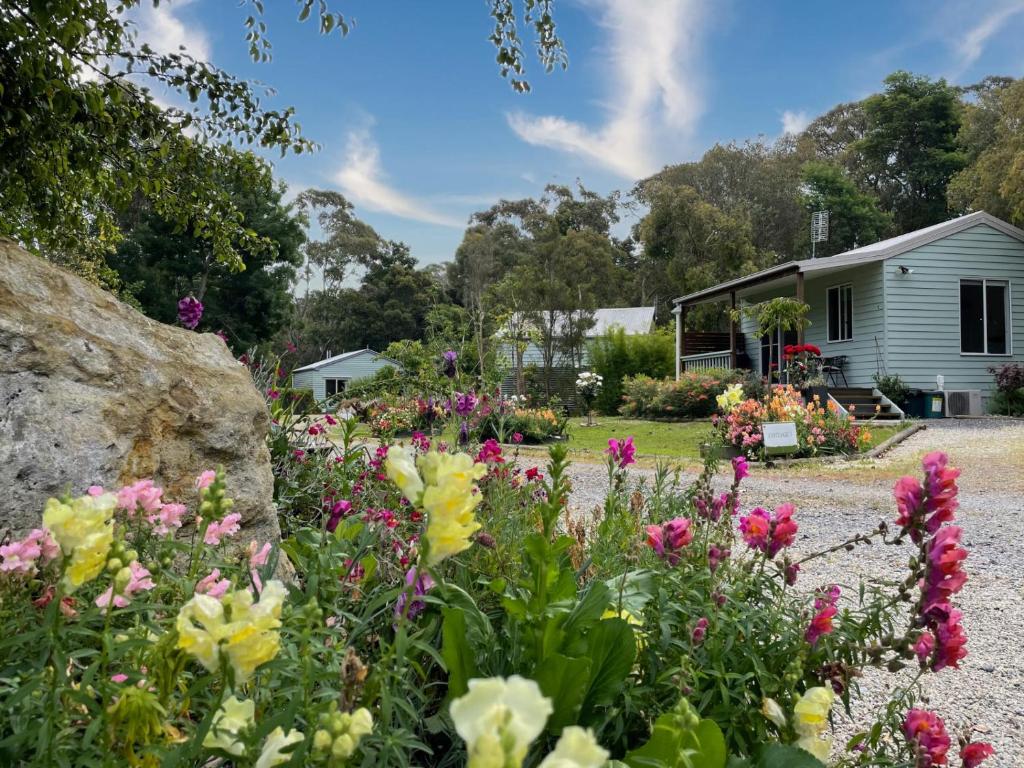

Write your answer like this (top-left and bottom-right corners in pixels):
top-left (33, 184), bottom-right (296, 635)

top-left (291, 348), bottom-right (400, 401)
top-left (672, 211), bottom-right (1024, 409)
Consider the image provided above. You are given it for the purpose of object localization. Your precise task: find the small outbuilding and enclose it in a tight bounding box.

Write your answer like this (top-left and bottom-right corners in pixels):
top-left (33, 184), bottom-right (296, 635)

top-left (291, 348), bottom-right (400, 401)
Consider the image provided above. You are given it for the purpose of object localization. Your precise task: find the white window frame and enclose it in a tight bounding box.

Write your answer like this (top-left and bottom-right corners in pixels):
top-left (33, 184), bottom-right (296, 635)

top-left (826, 283), bottom-right (854, 343)
top-left (959, 278), bottom-right (1012, 356)
top-left (324, 378), bottom-right (348, 397)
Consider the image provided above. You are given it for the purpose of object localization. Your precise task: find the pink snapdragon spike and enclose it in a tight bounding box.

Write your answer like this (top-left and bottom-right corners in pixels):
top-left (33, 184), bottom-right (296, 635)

top-left (195, 568), bottom-right (231, 598)
top-left (606, 436), bottom-right (636, 469)
top-left (95, 562), bottom-right (155, 610)
top-left (195, 470), bottom-right (217, 490)
top-left (739, 504), bottom-right (797, 557)
top-left (150, 503), bottom-right (186, 536)
top-left (117, 479), bottom-right (164, 516)
top-left (476, 439), bottom-right (505, 465)
top-left (805, 585), bottom-right (840, 645)
top-left (204, 513), bottom-right (242, 545)
top-left (691, 617), bottom-right (709, 645)
top-left (925, 604), bottom-right (968, 671)
top-left (326, 500), bottom-right (352, 533)
top-left (731, 455), bottom-right (749, 483)
top-left (768, 503), bottom-right (798, 556)
top-left (177, 295), bottom-right (203, 330)
top-left (646, 518), bottom-right (693, 565)
top-left (512, 432), bottom-right (524, 444)
top-left (923, 526), bottom-right (968, 610)
top-left (903, 709), bottom-right (951, 767)
top-left (248, 541), bottom-right (272, 567)
top-left (0, 528), bottom-right (58, 573)
top-left (739, 508), bottom-right (771, 551)
top-left (960, 742), bottom-right (995, 768)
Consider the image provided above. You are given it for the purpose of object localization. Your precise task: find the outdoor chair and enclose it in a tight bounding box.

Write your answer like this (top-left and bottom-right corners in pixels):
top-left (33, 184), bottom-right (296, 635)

top-left (821, 355), bottom-right (848, 387)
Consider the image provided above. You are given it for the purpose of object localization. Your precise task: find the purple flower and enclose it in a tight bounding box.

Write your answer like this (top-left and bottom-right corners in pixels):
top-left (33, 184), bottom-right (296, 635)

top-left (177, 295), bottom-right (203, 330)
top-left (395, 567), bottom-right (435, 620)
top-left (453, 392), bottom-right (477, 417)
top-left (458, 420), bottom-right (470, 445)
top-left (606, 436), bottom-right (636, 469)
top-left (442, 350), bottom-right (458, 379)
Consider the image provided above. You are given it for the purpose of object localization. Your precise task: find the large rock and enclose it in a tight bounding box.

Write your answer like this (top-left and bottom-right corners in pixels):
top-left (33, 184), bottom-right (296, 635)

top-left (0, 239), bottom-right (280, 544)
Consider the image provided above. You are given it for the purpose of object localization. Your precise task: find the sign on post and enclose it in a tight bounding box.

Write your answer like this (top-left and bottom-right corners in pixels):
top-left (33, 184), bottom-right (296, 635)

top-left (762, 421), bottom-right (799, 457)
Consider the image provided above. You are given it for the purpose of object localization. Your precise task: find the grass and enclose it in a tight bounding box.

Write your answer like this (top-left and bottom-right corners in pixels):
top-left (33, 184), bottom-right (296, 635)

top-left (551, 416), bottom-right (907, 464)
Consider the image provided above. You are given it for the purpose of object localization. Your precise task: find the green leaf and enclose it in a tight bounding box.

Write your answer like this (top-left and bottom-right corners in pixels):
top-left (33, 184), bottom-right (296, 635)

top-left (682, 720), bottom-right (727, 768)
top-left (440, 608), bottom-right (476, 699)
top-left (533, 653), bottom-right (591, 731)
top-left (622, 711), bottom-right (687, 768)
top-left (578, 618), bottom-right (636, 725)
top-left (754, 744), bottom-right (826, 768)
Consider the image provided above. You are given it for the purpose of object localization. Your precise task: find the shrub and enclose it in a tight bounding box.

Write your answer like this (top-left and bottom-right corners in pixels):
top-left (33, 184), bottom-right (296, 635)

top-left (620, 369), bottom-right (745, 420)
top-left (276, 386), bottom-right (316, 414)
top-left (873, 372), bottom-right (911, 408)
top-left (589, 327), bottom-right (674, 414)
top-left (988, 362), bottom-right (1024, 415)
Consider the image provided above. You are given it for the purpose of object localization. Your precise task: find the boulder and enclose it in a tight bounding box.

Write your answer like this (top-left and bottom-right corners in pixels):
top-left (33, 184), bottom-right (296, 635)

top-left (0, 238), bottom-right (280, 545)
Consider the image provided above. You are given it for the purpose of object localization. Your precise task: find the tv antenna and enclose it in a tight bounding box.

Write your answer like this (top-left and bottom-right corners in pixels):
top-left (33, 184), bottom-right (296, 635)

top-left (811, 210), bottom-right (829, 258)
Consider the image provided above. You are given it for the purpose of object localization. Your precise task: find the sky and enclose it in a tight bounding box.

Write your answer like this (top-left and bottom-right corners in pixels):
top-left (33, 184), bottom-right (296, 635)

top-left (131, 0), bottom-right (1024, 268)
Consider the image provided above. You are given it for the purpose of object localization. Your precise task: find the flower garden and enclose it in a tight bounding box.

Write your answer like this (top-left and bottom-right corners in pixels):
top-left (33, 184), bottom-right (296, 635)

top-left (0, 348), bottom-right (992, 768)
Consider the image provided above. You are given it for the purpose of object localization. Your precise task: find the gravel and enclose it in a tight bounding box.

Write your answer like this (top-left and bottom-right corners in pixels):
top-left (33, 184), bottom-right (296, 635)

top-left (564, 419), bottom-right (1024, 767)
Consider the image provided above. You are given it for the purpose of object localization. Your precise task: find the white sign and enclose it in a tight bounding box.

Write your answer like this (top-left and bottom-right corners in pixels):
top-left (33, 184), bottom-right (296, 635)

top-left (762, 421), bottom-right (798, 449)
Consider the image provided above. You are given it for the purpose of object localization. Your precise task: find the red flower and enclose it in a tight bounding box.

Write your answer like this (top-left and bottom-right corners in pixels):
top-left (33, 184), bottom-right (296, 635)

top-left (960, 741), bottom-right (995, 768)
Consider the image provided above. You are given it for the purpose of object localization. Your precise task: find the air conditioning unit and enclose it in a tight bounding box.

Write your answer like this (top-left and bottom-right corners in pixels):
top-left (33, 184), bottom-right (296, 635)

top-left (944, 390), bottom-right (983, 417)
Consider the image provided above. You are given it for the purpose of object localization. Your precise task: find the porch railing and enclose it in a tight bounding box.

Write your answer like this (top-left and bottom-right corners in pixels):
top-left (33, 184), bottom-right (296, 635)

top-left (681, 350), bottom-right (732, 372)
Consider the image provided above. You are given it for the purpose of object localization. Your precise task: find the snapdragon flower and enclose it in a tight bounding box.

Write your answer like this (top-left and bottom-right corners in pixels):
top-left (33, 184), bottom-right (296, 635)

top-left (450, 676), bottom-right (553, 768)
top-left (43, 492), bottom-right (116, 591)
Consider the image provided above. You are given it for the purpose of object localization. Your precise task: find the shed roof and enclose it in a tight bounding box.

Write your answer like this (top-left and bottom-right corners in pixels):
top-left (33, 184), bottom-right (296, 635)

top-left (293, 348), bottom-right (399, 373)
top-left (673, 211), bottom-right (1024, 307)
top-left (498, 307), bottom-right (656, 338)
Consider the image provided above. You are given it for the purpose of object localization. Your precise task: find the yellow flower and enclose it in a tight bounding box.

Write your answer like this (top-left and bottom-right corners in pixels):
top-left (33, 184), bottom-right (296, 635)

top-left (716, 383), bottom-right (745, 413)
top-left (450, 676), bottom-right (553, 768)
top-left (418, 452), bottom-right (486, 566)
top-left (793, 686), bottom-right (834, 763)
top-left (255, 727), bottom-right (304, 768)
top-left (385, 445), bottom-right (424, 502)
top-left (538, 726), bottom-right (608, 768)
top-left (760, 698), bottom-right (787, 729)
top-left (43, 493), bottom-right (116, 591)
top-left (203, 696), bottom-right (254, 756)
top-left (176, 580), bottom-right (287, 683)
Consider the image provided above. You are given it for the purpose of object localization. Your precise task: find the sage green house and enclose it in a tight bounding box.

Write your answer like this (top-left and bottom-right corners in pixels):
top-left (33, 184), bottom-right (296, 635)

top-left (673, 212), bottom-right (1024, 410)
top-left (291, 348), bottom-right (399, 402)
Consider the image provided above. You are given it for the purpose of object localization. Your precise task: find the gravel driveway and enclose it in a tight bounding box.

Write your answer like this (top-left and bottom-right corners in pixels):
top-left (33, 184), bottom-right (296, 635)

top-left (564, 419), bottom-right (1024, 766)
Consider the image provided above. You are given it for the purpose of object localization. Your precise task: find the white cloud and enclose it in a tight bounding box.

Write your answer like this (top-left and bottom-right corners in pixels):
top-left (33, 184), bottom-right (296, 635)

top-left (333, 127), bottom-right (465, 228)
top-left (780, 109), bottom-right (810, 136)
top-left (951, 1), bottom-right (1024, 77)
top-left (135, 0), bottom-right (211, 61)
top-left (507, 0), bottom-right (707, 180)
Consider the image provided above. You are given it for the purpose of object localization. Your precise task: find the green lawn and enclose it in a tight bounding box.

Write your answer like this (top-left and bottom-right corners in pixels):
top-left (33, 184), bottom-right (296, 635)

top-left (552, 416), bottom-right (906, 463)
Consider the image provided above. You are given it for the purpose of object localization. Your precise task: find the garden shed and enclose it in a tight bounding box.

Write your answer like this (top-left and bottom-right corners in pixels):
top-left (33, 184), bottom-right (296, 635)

top-left (291, 348), bottom-right (400, 401)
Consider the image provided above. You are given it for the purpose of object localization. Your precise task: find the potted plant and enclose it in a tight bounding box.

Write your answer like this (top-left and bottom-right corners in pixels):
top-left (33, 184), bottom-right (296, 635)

top-left (575, 371), bottom-right (603, 427)
top-left (784, 343), bottom-right (828, 403)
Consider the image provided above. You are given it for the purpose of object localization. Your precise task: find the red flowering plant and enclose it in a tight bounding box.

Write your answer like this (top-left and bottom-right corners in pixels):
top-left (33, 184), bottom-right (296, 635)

top-left (783, 343), bottom-right (824, 389)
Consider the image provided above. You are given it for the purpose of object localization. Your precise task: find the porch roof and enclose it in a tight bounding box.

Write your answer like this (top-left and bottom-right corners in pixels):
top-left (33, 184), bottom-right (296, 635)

top-left (672, 210), bottom-right (1024, 308)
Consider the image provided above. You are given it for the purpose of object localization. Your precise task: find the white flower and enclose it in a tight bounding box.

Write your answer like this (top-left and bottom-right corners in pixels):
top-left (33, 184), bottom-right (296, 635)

top-left (450, 676), bottom-right (553, 768)
top-left (538, 726), bottom-right (608, 768)
top-left (385, 445), bottom-right (424, 502)
top-left (255, 727), bottom-right (304, 768)
top-left (760, 698), bottom-right (787, 729)
top-left (203, 696), bottom-right (254, 756)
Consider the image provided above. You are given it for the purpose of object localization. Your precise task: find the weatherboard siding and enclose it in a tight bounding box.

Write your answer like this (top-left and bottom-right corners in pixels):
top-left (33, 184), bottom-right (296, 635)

top-left (291, 352), bottom-right (397, 401)
top-left (883, 223), bottom-right (1024, 396)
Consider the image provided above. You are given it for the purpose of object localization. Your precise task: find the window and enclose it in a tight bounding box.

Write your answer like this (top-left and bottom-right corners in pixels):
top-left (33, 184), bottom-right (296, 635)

top-left (827, 284), bottom-right (853, 342)
top-left (960, 279), bottom-right (1009, 354)
top-left (325, 378), bottom-right (347, 397)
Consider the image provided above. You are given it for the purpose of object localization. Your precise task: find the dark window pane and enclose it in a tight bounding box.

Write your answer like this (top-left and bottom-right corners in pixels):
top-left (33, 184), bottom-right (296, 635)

top-left (986, 283), bottom-right (1007, 354)
top-left (842, 285), bottom-right (853, 340)
top-left (960, 281), bottom-right (985, 353)
top-left (827, 287), bottom-right (839, 341)
top-left (325, 379), bottom-right (336, 397)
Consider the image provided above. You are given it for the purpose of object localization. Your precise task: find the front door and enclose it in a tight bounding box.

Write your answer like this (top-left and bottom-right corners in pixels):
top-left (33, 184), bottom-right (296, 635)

top-left (760, 329), bottom-right (798, 380)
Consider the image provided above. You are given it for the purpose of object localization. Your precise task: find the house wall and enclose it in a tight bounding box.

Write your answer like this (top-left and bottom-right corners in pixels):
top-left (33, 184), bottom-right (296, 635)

top-left (291, 352), bottom-right (397, 401)
top-left (883, 223), bottom-right (1024, 397)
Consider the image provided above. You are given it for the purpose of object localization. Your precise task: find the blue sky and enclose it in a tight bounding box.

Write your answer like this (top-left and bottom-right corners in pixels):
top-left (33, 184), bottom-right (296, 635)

top-left (133, 0), bottom-right (1024, 267)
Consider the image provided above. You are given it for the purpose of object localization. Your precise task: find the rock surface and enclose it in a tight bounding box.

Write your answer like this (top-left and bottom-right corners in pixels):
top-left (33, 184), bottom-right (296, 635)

top-left (0, 238), bottom-right (280, 544)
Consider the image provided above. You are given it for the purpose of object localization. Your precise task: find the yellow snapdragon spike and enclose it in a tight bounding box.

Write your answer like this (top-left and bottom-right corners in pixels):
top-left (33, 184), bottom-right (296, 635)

top-left (43, 493), bottom-right (116, 592)
top-left (385, 445), bottom-right (424, 502)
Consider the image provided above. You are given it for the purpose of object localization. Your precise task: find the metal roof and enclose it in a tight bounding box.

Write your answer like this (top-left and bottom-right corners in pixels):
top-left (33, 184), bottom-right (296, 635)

top-left (590, 307), bottom-right (656, 336)
top-left (293, 348), bottom-right (398, 373)
top-left (673, 211), bottom-right (1024, 306)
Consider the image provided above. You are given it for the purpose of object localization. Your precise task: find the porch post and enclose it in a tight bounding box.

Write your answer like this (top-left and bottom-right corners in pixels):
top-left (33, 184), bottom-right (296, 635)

top-left (795, 270), bottom-right (805, 345)
top-left (672, 304), bottom-right (681, 380)
top-left (729, 291), bottom-right (737, 369)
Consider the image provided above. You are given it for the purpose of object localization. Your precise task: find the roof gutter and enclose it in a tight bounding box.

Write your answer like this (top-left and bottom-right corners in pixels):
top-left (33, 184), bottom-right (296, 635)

top-left (672, 262), bottom-right (801, 307)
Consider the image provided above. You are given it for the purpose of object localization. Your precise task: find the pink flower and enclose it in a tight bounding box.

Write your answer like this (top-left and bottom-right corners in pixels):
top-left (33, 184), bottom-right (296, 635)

top-left (606, 436), bottom-right (636, 469)
top-left (195, 568), bottom-right (231, 598)
top-left (476, 439), bottom-right (505, 465)
top-left (116, 479), bottom-right (163, 516)
top-left (691, 617), bottom-right (709, 645)
top-left (324, 413), bottom-right (338, 426)
top-left (195, 470), bottom-right (217, 490)
top-left (731, 455), bottom-right (749, 483)
top-left (645, 525), bottom-right (665, 558)
top-left (960, 742), bottom-right (995, 768)
top-left (110, 674), bottom-right (129, 684)
top-left (784, 561), bottom-right (800, 585)
top-left (87, 485), bottom-right (105, 496)
top-left (739, 508), bottom-right (771, 551)
top-left (913, 631), bottom-right (935, 663)
top-left (922, 451), bottom-right (960, 532)
top-left (894, 475), bottom-right (925, 537)
top-left (664, 518), bottom-right (693, 550)
top-left (248, 541), bottom-right (272, 567)
top-left (204, 513), bottom-right (241, 545)
top-left (327, 500), bottom-right (352, 533)
top-left (95, 562), bottom-right (155, 609)
top-left (525, 467), bottom-right (543, 482)
top-left (512, 432), bottom-right (524, 444)
top-left (148, 503), bottom-right (186, 536)
top-left (707, 545), bottom-right (731, 573)
top-left (805, 585), bottom-right (840, 645)
top-left (903, 709), bottom-right (951, 767)
top-left (0, 528), bottom-right (58, 573)
top-left (926, 603), bottom-right (968, 672)
top-left (922, 526), bottom-right (968, 610)
top-left (768, 503), bottom-right (798, 557)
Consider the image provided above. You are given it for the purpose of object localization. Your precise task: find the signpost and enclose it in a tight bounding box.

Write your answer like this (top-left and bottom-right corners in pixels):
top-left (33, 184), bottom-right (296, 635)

top-left (762, 421), bottom-right (799, 457)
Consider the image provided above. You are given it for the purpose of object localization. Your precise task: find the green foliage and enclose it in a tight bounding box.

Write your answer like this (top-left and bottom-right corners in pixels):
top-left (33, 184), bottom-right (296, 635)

top-left (800, 161), bottom-right (892, 256)
top-left (872, 373), bottom-right (911, 408)
top-left (589, 327), bottom-right (675, 414)
top-left (620, 371), bottom-right (745, 420)
top-left (734, 298), bottom-right (811, 338)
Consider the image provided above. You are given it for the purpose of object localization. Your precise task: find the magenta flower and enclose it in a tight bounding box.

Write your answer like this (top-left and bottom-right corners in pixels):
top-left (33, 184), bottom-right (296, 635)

top-left (768, 503), bottom-right (798, 557)
top-left (326, 500), bottom-right (352, 533)
top-left (739, 508), bottom-right (771, 551)
top-left (922, 525), bottom-right (968, 610)
top-left (645, 525), bottom-right (665, 558)
top-left (645, 518), bottom-right (693, 565)
top-left (476, 439), bottom-right (505, 465)
top-left (731, 455), bottom-right (749, 483)
top-left (961, 742), bottom-right (995, 768)
top-left (95, 561), bottom-right (155, 610)
top-left (606, 436), bottom-right (636, 469)
top-left (922, 451), bottom-right (960, 531)
top-left (925, 603), bottom-right (968, 671)
top-left (177, 295), bottom-right (203, 330)
top-left (204, 512), bottom-right (241, 545)
top-left (707, 544), bottom-right (731, 573)
top-left (691, 617), bottom-right (709, 645)
top-left (739, 504), bottom-right (797, 557)
top-left (912, 631), bottom-right (935, 663)
top-left (395, 567), bottom-right (435, 620)
top-left (805, 584), bottom-right (840, 645)
top-left (903, 709), bottom-right (951, 767)
top-left (512, 432), bottom-right (524, 444)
